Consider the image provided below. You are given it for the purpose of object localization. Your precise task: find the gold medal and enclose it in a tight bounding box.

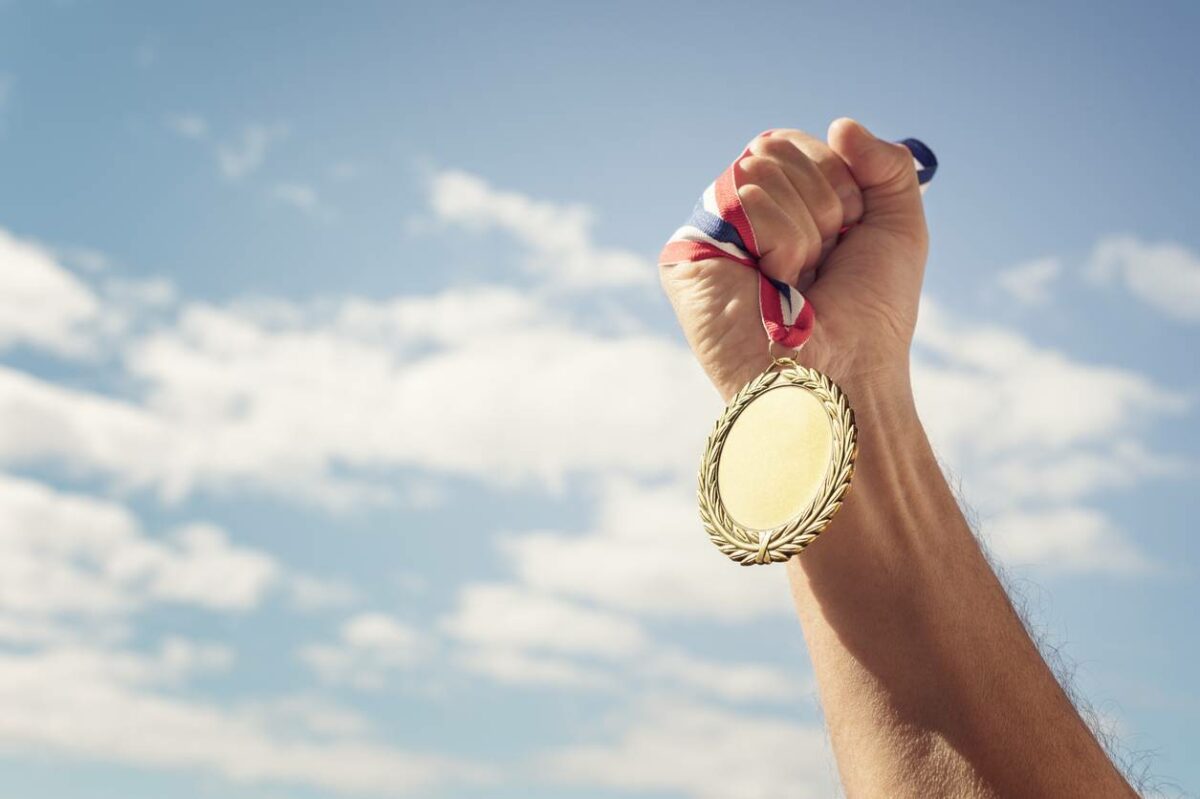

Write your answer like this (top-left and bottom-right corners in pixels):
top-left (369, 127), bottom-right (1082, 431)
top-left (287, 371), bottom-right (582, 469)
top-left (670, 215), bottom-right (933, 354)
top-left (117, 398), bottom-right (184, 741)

top-left (698, 357), bottom-right (857, 565)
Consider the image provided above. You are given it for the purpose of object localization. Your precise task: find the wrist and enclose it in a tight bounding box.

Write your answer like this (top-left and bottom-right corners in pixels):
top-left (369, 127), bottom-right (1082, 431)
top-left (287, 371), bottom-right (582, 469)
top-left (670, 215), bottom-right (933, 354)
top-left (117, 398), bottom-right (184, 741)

top-left (779, 359), bottom-right (939, 571)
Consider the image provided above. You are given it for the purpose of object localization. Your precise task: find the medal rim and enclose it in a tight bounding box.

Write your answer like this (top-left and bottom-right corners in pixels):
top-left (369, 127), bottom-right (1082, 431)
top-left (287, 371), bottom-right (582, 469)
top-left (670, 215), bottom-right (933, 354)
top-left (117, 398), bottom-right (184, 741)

top-left (698, 361), bottom-right (857, 566)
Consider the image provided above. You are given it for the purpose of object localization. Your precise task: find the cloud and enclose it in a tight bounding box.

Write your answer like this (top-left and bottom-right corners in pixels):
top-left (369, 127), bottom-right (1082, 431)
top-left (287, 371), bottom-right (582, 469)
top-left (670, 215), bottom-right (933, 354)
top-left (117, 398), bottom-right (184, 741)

top-left (915, 297), bottom-right (1185, 463)
top-left (502, 479), bottom-right (790, 622)
top-left (329, 161), bottom-right (362, 181)
top-left (124, 522), bottom-right (280, 610)
top-left (444, 583), bottom-right (648, 659)
top-left (541, 697), bottom-right (836, 799)
top-left (217, 123), bottom-right (288, 180)
top-left (454, 646), bottom-right (614, 690)
top-left (0, 284), bottom-right (714, 505)
top-left (240, 694), bottom-right (374, 739)
top-left (165, 113), bottom-right (208, 140)
top-left (995, 256), bottom-right (1062, 306)
top-left (0, 471), bottom-right (488, 794)
top-left (271, 181), bottom-right (320, 211)
top-left (0, 473), bottom-right (280, 627)
top-left (1086, 235), bottom-right (1200, 322)
top-left (0, 642), bottom-right (483, 796)
top-left (642, 649), bottom-right (808, 705)
top-left (0, 228), bottom-right (101, 356)
top-left (912, 298), bottom-right (1186, 572)
top-left (270, 181), bottom-right (334, 220)
top-left (983, 506), bottom-right (1155, 575)
top-left (442, 580), bottom-right (804, 703)
top-left (428, 170), bottom-right (653, 290)
top-left (286, 573), bottom-right (359, 611)
top-left (0, 364), bottom-right (179, 496)
top-left (301, 613), bottom-right (427, 690)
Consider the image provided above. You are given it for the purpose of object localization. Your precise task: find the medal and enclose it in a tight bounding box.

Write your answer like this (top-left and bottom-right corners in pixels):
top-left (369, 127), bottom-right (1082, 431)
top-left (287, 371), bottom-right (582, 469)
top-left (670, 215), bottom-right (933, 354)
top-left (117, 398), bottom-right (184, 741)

top-left (698, 356), bottom-right (856, 564)
top-left (659, 132), bottom-right (937, 565)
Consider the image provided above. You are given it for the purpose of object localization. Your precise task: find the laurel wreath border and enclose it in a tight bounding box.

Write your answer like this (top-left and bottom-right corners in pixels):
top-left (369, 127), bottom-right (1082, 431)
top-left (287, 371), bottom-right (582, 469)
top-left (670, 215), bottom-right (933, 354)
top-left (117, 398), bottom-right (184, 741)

top-left (698, 362), bottom-right (858, 566)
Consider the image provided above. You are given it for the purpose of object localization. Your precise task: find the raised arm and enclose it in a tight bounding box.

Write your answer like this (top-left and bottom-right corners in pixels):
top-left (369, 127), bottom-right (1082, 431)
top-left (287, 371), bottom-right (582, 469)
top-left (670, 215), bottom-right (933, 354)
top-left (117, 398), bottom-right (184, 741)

top-left (661, 119), bottom-right (1134, 797)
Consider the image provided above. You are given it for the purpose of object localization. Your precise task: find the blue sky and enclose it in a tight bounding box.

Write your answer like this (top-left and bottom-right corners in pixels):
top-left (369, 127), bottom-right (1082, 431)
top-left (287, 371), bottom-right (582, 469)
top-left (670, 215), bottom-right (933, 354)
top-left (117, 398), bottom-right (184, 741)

top-left (0, 1), bottom-right (1198, 797)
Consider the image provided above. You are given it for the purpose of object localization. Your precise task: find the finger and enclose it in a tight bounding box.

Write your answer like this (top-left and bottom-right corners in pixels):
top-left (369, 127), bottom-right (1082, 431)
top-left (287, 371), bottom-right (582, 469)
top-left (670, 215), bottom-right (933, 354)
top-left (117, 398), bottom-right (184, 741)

top-left (736, 154), bottom-right (810, 238)
top-left (751, 130), bottom-right (864, 230)
top-left (826, 118), bottom-right (926, 243)
top-left (735, 180), bottom-right (821, 287)
top-left (747, 135), bottom-right (844, 246)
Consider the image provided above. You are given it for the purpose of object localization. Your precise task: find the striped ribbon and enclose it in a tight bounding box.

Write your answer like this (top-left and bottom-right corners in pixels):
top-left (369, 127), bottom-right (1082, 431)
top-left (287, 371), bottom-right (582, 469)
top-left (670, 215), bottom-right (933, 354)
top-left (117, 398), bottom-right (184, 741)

top-left (659, 133), bottom-right (937, 349)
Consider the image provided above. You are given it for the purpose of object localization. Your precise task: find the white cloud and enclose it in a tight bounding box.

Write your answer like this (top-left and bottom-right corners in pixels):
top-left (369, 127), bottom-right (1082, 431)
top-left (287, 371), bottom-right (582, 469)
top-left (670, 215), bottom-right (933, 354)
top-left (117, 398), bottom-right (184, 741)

top-left (301, 612), bottom-right (426, 690)
top-left (0, 230), bottom-right (175, 358)
top-left (983, 506), bottom-right (1154, 575)
top-left (165, 113), bottom-right (208, 140)
top-left (0, 643), bottom-right (482, 796)
top-left (121, 522), bottom-right (280, 610)
top-left (503, 479), bottom-right (790, 622)
top-left (429, 170), bottom-right (652, 289)
top-left (329, 161), bottom-right (362, 181)
top-left (240, 695), bottom-right (374, 739)
top-left (541, 697), bottom-right (836, 799)
top-left (217, 123), bottom-right (288, 180)
top-left (0, 470), bottom-right (482, 793)
top-left (454, 646), bottom-right (615, 690)
top-left (1086, 235), bottom-right (1200, 322)
top-left (287, 573), bottom-right (359, 610)
top-left (977, 440), bottom-right (1184, 506)
top-left (0, 285), bottom-right (714, 505)
top-left (643, 649), bottom-right (807, 704)
top-left (271, 182), bottom-right (329, 218)
top-left (444, 583), bottom-right (647, 659)
top-left (0, 364), bottom-right (178, 494)
top-left (912, 298), bottom-right (1186, 572)
top-left (915, 298), bottom-right (1185, 462)
top-left (0, 228), bottom-right (101, 356)
top-left (442, 580), bottom-right (804, 702)
top-left (995, 256), bottom-right (1061, 306)
top-left (0, 473), bottom-right (279, 625)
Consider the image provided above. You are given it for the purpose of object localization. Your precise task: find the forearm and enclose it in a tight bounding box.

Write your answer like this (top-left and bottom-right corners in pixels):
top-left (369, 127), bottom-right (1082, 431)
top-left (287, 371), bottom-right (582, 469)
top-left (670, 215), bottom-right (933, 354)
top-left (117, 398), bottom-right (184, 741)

top-left (783, 372), bottom-right (1134, 798)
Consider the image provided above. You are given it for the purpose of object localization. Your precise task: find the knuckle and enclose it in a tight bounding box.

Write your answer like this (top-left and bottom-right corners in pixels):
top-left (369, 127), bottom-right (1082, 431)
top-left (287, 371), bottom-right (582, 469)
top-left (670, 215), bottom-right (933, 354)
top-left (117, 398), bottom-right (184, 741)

top-left (735, 182), bottom-right (770, 207)
top-left (737, 155), bottom-right (779, 183)
top-left (783, 217), bottom-right (818, 263)
top-left (800, 225), bottom-right (823, 267)
top-left (773, 128), bottom-right (812, 141)
top-left (756, 135), bottom-right (799, 162)
top-left (810, 199), bottom-right (845, 239)
top-left (884, 143), bottom-right (920, 183)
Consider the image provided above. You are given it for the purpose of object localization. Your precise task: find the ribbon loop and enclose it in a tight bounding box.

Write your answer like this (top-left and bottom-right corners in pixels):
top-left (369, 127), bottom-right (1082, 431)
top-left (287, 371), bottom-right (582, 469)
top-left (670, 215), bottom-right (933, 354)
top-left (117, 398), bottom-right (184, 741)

top-left (659, 136), bottom-right (937, 350)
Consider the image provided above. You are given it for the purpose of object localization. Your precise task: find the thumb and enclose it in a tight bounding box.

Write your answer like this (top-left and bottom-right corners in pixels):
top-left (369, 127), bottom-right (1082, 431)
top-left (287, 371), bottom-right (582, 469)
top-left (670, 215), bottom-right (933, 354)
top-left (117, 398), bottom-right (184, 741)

top-left (827, 117), bottom-right (926, 243)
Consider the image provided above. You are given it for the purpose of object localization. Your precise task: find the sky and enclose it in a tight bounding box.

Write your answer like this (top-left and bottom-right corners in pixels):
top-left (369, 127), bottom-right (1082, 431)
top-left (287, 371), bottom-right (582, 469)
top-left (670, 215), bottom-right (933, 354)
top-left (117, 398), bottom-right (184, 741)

top-left (0, 1), bottom-right (1198, 797)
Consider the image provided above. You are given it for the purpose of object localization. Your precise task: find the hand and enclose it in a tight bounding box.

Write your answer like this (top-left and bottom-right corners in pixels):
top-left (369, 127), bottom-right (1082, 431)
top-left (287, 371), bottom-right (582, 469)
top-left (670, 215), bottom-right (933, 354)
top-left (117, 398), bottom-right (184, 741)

top-left (660, 119), bottom-right (930, 402)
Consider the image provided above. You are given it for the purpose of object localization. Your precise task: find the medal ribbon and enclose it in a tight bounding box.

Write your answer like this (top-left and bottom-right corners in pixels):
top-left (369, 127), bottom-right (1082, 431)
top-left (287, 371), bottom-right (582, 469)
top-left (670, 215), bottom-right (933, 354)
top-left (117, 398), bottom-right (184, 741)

top-left (659, 134), bottom-right (937, 349)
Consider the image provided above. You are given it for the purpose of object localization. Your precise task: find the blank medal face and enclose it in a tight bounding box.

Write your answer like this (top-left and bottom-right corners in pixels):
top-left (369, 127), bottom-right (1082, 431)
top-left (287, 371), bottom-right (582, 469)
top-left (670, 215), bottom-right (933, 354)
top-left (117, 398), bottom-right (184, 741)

top-left (716, 386), bottom-right (834, 531)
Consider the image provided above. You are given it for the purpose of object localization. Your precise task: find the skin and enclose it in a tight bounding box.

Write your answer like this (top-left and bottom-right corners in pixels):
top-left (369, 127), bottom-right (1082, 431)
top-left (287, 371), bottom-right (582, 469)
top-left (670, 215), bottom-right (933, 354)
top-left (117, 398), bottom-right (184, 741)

top-left (660, 118), bottom-right (1136, 798)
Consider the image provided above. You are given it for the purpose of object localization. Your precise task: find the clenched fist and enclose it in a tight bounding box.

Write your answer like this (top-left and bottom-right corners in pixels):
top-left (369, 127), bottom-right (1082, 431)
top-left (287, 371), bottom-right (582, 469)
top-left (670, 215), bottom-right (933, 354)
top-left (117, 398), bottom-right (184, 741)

top-left (660, 118), bottom-right (929, 403)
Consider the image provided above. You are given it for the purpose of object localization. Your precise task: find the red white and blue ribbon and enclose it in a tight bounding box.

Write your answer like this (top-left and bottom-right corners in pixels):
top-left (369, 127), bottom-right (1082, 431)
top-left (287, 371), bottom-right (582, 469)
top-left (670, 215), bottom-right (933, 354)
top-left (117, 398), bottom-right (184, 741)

top-left (659, 135), bottom-right (937, 349)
